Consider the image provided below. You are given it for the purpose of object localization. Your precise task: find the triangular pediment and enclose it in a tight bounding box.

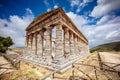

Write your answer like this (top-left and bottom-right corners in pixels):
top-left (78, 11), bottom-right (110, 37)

top-left (26, 8), bottom-right (62, 30)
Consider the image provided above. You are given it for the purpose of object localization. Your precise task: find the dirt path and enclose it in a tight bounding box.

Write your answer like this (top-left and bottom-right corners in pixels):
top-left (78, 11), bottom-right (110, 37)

top-left (99, 52), bottom-right (120, 71)
top-left (0, 55), bottom-right (15, 75)
top-left (1, 51), bottom-right (120, 80)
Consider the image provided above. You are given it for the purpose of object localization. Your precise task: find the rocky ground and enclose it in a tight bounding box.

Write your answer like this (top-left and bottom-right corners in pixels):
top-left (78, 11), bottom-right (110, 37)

top-left (0, 55), bottom-right (15, 77)
top-left (0, 50), bottom-right (120, 80)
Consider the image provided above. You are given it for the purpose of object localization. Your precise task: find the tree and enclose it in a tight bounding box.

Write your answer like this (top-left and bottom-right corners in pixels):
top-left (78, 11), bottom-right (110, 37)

top-left (0, 36), bottom-right (14, 53)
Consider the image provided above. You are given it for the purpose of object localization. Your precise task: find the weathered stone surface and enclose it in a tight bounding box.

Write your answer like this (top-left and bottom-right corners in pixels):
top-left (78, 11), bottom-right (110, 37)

top-left (64, 28), bottom-right (70, 57)
top-left (23, 8), bottom-right (89, 72)
top-left (28, 35), bottom-right (32, 54)
top-left (31, 33), bottom-right (37, 54)
top-left (70, 32), bottom-right (74, 55)
top-left (36, 32), bottom-right (43, 56)
top-left (53, 24), bottom-right (64, 64)
top-left (45, 28), bottom-right (52, 56)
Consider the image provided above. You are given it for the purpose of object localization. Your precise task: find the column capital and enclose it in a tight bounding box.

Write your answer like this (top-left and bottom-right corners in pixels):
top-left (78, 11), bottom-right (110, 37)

top-left (56, 21), bottom-right (63, 26)
top-left (64, 27), bottom-right (69, 32)
top-left (33, 32), bottom-right (38, 38)
top-left (29, 35), bottom-right (32, 39)
top-left (46, 27), bottom-right (52, 32)
top-left (46, 25), bottom-right (53, 30)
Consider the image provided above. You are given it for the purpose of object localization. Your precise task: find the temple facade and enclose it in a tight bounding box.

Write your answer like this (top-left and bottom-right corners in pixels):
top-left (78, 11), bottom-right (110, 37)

top-left (22, 8), bottom-right (89, 71)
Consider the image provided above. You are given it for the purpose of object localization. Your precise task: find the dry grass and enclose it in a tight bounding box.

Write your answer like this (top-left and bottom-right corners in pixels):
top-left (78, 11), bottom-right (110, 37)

top-left (9, 48), bottom-right (23, 55)
top-left (0, 51), bottom-right (119, 80)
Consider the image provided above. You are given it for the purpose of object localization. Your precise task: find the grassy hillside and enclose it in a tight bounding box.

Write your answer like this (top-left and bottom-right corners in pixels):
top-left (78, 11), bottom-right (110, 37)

top-left (90, 41), bottom-right (120, 53)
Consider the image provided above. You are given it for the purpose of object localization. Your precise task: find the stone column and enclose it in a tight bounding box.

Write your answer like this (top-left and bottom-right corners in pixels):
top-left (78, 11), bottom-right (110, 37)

top-left (36, 31), bottom-right (43, 56)
top-left (81, 40), bottom-right (84, 53)
top-left (76, 37), bottom-right (79, 54)
top-left (27, 35), bottom-right (32, 54)
top-left (45, 27), bottom-right (52, 56)
top-left (83, 43), bottom-right (85, 53)
top-left (64, 28), bottom-right (70, 57)
top-left (54, 23), bottom-right (64, 63)
top-left (24, 36), bottom-right (28, 49)
top-left (74, 35), bottom-right (77, 54)
top-left (86, 44), bottom-right (89, 54)
top-left (78, 38), bottom-right (81, 54)
top-left (32, 33), bottom-right (37, 54)
top-left (70, 32), bottom-right (74, 55)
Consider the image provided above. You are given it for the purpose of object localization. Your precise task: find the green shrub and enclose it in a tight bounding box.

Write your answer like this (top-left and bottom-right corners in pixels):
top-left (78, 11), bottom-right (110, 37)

top-left (90, 49), bottom-right (96, 53)
top-left (0, 36), bottom-right (14, 53)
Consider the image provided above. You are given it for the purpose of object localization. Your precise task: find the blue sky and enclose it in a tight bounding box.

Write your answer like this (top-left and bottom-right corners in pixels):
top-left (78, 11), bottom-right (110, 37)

top-left (0, 0), bottom-right (120, 48)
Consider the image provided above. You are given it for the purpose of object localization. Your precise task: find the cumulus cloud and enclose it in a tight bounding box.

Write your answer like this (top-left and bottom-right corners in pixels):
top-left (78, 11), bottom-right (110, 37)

top-left (43, 0), bottom-right (49, 8)
top-left (96, 15), bottom-right (115, 25)
top-left (69, 0), bottom-right (93, 13)
top-left (54, 5), bottom-right (58, 9)
top-left (106, 31), bottom-right (120, 40)
top-left (0, 6), bottom-right (119, 49)
top-left (26, 8), bottom-right (33, 14)
top-left (91, 0), bottom-right (120, 17)
top-left (82, 16), bottom-right (120, 48)
top-left (66, 11), bottom-right (120, 48)
top-left (0, 8), bottom-right (34, 47)
top-left (47, 8), bottom-right (51, 12)
top-left (66, 11), bottom-right (88, 27)
top-left (70, 0), bottom-right (80, 7)
top-left (83, 0), bottom-right (93, 3)
top-left (43, 0), bottom-right (52, 12)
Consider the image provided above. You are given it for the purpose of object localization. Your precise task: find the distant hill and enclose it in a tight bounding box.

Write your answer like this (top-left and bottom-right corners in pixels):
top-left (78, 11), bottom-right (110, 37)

top-left (90, 41), bottom-right (120, 53)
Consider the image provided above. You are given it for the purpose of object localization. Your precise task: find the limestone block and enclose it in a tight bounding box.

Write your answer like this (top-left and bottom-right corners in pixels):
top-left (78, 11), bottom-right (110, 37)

top-left (36, 31), bottom-right (43, 56)
top-left (45, 28), bottom-right (52, 57)
top-left (64, 28), bottom-right (70, 57)
top-left (70, 33), bottom-right (74, 55)
top-left (55, 25), bottom-right (63, 55)
top-left (31, 33), bottom-right (37, 54)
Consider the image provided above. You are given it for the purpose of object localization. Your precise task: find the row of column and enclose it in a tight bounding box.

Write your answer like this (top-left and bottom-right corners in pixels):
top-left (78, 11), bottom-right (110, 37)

top-left (25, 23), bottom-right (88, 58)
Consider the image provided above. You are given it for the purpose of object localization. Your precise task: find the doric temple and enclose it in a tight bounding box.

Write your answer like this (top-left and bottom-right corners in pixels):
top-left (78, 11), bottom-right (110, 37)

top-left (22, 8), bottom-right (89, 71)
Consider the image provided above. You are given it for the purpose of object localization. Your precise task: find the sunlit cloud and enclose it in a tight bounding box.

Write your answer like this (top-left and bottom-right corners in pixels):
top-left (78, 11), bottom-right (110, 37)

top-left (0, 8), bottom-right (34, 47)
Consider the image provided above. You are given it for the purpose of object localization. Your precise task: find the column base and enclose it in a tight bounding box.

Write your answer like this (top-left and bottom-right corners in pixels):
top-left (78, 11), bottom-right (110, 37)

top-left (36, 51), bottom-right (42, 57)
top-left (21, 50), bottom-right (89, 73)
top-left (52, 56), bottom-right (65, 65)
top-left (31, 50), bottom-right (35, 54)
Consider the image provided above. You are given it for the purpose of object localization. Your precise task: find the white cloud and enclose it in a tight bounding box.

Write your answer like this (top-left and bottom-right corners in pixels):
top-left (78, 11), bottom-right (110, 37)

top-left (82, 16), bottom-right (120, 48)
top-left (91, 0), bottom-right (120, 17)
top-left (26, 8), bottom-right (33, 14)
top-left (43, 0), bottom-right (49, 7)
top-left (96, 15), bottom-right (115, 25)
top-left (43, 0), bottom-right (51, 12)
top-left (106, 31), bottom-right (120, 40)
top-left (47, 8), bottom-right (51, 12)
top-left (69, 0), bottom-right (93, 13)
top-left (0, 8), bottom-right (34, 47)
top-left (66, 11), bottom-right (88, 27)
top-left (54, 5), bottom-right (58, 9)
top-left (66, 11), bottom-right (120, 48)
top-left (76, 7), bottom-right (81, 13)
top-left (70, 0), bottom-right (80, 7)
top-left (0, 6), bottom-right (119, 49)
top-left (83, 0), bottom-right (93, 3)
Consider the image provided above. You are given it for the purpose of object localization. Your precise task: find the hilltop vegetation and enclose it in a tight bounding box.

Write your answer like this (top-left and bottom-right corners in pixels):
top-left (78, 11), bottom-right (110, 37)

top-left (90, 41), bottom-right (120, 53)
